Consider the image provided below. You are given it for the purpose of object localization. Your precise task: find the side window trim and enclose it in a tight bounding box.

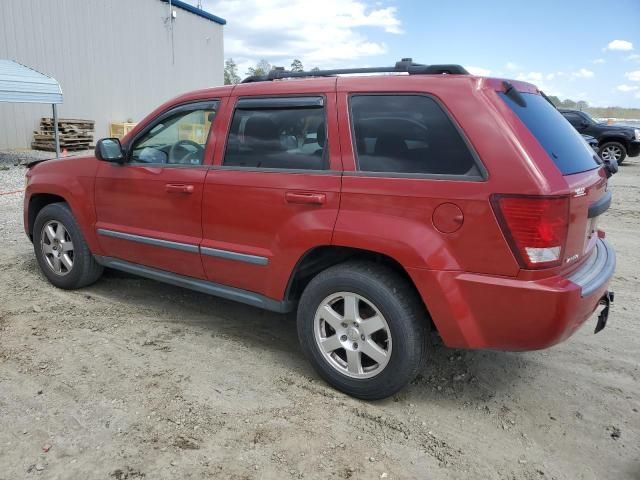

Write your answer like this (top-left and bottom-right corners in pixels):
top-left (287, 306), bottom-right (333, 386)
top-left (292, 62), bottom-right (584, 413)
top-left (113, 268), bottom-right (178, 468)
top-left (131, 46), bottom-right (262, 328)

top-left (236, 96), bottom-right (324, 110)
top-left (346, 93), bottom-right (487, 181)
top-left (125, 100), bottom-right (219, 165)
top-left (221, 94), bottom-right (330, 172)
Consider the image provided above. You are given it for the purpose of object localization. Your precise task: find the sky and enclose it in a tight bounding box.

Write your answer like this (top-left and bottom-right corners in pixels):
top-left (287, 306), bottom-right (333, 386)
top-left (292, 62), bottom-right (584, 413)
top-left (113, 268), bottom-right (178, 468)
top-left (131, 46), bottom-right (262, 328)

top-left (202, 0), bottom-right (640, 107)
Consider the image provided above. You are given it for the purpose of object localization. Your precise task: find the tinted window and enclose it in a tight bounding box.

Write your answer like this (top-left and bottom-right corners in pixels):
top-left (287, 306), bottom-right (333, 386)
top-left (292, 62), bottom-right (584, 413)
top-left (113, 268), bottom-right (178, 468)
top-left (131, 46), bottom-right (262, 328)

top-left (223, 98), bottom-right (327, 170)
top-left (562, 112), bottom-right (583, 128)
top-left (349, 95), bottom-right (480, 177)
top-left (131, 105), bottom-right (216, 165)
top-left (500, 93), bottom-right (598, 175)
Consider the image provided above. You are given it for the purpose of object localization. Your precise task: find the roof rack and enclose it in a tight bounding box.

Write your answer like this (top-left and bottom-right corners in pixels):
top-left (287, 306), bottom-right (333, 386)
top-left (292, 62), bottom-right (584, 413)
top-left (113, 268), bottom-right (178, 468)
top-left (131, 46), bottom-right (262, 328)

top-left (240, 58), bottom-right (469, 83)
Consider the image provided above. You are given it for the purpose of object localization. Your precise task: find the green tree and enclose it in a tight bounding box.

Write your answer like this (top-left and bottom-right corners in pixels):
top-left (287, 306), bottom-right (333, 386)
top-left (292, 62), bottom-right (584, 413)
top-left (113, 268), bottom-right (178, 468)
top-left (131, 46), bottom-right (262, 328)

top-left (290, 59), bottom-right (304, 72)
top-left (246, 59), bottom-right (272, 77)
top-left (310, 66), bottom-right (320, 72)
top-left (576, 100), bottom-right (589, 111)
top-left (224, 58), bottom-right (240, 85)
top-left (561, 98), bottom-right (577, 109)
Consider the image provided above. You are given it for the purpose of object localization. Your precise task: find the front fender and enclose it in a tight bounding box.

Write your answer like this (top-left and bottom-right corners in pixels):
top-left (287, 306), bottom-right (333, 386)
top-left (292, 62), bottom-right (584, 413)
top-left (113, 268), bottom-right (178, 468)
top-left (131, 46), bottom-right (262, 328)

top-left (25, 157), bottom-right (102, 254)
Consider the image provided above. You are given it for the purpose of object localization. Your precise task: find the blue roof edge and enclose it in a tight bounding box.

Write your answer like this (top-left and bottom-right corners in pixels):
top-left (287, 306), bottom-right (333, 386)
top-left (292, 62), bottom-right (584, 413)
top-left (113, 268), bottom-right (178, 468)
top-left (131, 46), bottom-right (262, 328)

top-left (160, 0), bottom-right (226, 25)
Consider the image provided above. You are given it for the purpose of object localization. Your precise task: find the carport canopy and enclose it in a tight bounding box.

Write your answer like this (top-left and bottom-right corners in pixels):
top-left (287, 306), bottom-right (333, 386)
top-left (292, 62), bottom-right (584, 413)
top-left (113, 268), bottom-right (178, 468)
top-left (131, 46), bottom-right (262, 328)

top-left (0, 59), bottom-right (63, 157)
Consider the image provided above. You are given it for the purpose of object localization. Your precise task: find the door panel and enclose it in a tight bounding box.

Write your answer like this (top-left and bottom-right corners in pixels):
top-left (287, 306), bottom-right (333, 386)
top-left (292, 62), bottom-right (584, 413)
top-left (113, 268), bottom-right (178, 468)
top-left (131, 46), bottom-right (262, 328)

top-left (94, 164), bottom-right (208, 278)
top-left (201, 170), bottom-right (341, 298)
top-left (94, 100), bottom-right (221, 279)
top-left (200, 86), bottom-right (341, 300)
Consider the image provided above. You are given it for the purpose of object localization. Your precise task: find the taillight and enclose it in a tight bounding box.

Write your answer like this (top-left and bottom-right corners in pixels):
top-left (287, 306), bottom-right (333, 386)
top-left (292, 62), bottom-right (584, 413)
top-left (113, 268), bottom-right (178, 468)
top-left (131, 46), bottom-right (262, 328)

top-left (491, 195), bottom-right (569, 269)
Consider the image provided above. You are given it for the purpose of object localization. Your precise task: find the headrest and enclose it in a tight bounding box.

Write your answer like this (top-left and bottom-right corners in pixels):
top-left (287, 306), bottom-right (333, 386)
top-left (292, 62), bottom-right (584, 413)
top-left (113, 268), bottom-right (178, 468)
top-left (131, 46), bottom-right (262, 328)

top-left (244, 115), bottom-right (282, 151)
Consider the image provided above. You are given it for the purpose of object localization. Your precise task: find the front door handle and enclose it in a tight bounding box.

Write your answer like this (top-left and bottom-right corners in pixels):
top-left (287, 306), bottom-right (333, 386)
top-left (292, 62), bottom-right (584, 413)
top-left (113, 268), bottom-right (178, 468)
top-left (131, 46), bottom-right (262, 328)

top-left (285, 191), bottom-right (326, 205)
top-left (165, 184), bottom-right (194, 194)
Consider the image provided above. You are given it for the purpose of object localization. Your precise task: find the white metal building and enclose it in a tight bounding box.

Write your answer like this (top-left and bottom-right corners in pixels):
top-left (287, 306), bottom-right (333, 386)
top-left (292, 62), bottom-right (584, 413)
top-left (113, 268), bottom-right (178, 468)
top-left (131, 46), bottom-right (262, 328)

top-left (0, 0), bottom-right (225, 149)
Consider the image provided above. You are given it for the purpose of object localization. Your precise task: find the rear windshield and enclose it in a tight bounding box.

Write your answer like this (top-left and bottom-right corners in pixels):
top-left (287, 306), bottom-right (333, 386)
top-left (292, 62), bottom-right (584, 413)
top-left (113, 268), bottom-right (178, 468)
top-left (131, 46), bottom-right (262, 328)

top-left (499, 92), bottom-right (599, 175)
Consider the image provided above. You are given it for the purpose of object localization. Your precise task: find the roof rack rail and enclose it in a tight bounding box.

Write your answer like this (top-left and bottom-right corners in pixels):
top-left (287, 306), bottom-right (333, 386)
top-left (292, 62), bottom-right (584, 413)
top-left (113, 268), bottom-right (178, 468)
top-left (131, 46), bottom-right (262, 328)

top-left (240, 58), bottom-right (469, 83)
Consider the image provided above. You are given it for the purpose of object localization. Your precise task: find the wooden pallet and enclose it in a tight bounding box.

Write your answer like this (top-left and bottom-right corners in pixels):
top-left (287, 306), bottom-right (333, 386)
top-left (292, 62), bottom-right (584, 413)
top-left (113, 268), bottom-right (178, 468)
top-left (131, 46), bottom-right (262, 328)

top-left (32, 117), bottom-right (95, 152)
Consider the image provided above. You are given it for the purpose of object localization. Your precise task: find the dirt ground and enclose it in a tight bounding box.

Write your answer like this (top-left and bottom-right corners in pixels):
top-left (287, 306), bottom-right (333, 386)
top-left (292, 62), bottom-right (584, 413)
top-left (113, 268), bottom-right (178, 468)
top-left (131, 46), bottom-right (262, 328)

top-left (0, 157), bottom-right (638, 480)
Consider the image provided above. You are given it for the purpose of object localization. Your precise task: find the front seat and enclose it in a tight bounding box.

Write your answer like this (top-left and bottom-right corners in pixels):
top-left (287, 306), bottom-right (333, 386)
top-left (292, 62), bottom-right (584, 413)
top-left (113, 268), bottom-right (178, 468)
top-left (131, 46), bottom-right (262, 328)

top-left (374, 135), bottom-right (408, 157)
top-left (244, 115), bottom-right (282, 152)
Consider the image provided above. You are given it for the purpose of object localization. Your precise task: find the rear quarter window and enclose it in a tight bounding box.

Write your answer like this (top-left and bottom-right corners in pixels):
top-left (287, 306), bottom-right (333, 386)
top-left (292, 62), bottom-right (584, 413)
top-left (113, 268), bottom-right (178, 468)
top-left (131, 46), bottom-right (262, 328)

top-left (499, 92), bottom-right (598, 175)
top-left (349, 95), bottom-right (483, 178)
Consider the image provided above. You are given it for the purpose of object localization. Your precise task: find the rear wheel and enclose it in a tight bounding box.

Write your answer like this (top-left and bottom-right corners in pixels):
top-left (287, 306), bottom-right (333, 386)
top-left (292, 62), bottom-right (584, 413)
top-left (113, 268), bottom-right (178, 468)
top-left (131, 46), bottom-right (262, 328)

top-left (600, 141), bottom-right (626, 165)
top-left (297, 261), bottom-right (427, 400)
top-left (33, 203), bottom-right (103, 289)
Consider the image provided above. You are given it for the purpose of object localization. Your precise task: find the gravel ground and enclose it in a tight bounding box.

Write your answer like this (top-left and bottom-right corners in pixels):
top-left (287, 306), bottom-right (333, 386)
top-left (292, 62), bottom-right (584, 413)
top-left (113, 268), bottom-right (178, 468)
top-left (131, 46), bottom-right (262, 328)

top-left (0, 149), bottom-right (93, 167)
top-left (0, 157), bottom-right (638, 480)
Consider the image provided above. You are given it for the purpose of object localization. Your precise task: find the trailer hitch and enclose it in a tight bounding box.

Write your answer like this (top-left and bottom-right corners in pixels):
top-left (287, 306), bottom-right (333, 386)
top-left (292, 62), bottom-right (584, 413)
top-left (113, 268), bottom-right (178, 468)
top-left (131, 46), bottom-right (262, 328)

top-left (594, 291), bottom-right (614, 334)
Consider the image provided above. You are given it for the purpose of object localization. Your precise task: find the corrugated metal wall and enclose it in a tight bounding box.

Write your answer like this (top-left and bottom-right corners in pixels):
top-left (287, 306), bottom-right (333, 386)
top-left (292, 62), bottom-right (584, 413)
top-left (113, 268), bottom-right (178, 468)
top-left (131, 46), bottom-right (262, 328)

top-left (0, 0), bottom-right (224, 149)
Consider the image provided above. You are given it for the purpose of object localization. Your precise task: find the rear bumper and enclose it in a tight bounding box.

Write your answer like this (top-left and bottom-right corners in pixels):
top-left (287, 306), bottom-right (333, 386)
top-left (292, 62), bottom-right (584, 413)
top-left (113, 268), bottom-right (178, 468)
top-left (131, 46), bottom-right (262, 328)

top-left (408, 238), bottom-right (616, 350)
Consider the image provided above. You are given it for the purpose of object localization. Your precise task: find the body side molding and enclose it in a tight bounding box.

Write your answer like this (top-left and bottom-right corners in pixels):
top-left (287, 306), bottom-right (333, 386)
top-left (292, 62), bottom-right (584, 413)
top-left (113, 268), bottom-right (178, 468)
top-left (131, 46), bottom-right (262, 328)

top-left (94, 256), bottom-right (293, 313)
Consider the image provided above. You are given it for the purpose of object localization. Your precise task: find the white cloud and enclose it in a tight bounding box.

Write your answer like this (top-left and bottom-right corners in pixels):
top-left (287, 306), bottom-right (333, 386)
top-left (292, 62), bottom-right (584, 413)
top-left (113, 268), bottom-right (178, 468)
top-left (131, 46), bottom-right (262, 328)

top-left (627, 54), bottom-right (640, 62)
top-left (616, 84), bottom-right (639, 92)
top-left (626, 70), bottom-right (640, 82)
top-left (467, 66), bottom-right (492, 76)
top-left (516, 71), bottom-right (543, 82)
top-left (605, 39), bottom-right (634, 51)
top-left (593, 58), bottom-right (605, 64)
top-left (505, 62), bottom-right (519, 71)
top-left (206, 0), bottom-right (402, 72)
top-left (572, 68), bottom-right (594, 79)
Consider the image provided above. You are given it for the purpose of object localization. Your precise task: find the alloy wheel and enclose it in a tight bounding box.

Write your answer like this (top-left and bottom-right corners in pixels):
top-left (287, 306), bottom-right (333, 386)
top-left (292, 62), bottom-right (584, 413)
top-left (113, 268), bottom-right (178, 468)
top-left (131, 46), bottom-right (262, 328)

top-left (601, 145), bottom-right (623, 162)
top-left (40, 220), bottom-right (74, 276)
top-left (313, 291), bottom-right (392, 379)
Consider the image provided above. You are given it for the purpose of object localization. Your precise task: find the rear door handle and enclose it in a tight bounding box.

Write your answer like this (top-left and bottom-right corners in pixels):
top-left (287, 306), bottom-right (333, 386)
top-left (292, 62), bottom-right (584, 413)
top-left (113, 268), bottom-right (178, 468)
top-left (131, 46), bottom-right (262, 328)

top-left (285, 191), bottom-right (326, 205)
top-left (165, 184), bottom-right (194, 194)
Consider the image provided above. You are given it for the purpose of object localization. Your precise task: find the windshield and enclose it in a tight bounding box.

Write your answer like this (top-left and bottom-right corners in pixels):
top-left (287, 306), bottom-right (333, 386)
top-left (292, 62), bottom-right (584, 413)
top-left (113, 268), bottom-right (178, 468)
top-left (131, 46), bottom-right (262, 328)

top-left (500, 92), bottom-right (599, 175)
top-left (581, 111), bottom-right (601, 125)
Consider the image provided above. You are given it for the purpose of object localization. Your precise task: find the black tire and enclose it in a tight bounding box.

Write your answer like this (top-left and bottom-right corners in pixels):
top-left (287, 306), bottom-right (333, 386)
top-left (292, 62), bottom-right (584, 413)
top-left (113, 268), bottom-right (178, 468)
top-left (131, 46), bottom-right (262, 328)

top-left (600, 141), bottom-right (627, 165)
top-left (297, 261), bottom-right (427, 400)
top-left (33, 202), bottom-right (103, 289)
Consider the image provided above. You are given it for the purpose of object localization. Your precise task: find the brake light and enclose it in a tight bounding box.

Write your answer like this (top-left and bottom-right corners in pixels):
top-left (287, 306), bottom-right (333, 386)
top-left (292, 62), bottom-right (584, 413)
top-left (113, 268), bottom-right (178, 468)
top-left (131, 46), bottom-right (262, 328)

top-left (491, 195), bottom-right (569, 269)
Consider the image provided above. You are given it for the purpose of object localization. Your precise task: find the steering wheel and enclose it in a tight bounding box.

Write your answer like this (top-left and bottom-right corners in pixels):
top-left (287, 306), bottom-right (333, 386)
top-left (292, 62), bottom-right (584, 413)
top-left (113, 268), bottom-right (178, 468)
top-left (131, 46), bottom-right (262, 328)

top-left (168, 139), bottom-right (204, 164)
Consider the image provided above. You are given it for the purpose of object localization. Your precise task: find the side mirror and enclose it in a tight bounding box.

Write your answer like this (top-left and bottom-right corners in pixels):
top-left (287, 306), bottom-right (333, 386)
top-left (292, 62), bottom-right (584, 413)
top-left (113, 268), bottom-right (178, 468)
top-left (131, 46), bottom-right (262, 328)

top-left (95, 138), bottom-right (125, 163)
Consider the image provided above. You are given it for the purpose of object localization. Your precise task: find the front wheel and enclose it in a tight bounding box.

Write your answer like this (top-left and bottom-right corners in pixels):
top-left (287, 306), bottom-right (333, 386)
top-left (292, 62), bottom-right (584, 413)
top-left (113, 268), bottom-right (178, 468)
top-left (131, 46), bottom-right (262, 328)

top-left (297, 261), bottom-right (427, 400)
top-left (33, 202), bottom-right (103, 289)
top-left (600, 141), bottom-right (627, 165)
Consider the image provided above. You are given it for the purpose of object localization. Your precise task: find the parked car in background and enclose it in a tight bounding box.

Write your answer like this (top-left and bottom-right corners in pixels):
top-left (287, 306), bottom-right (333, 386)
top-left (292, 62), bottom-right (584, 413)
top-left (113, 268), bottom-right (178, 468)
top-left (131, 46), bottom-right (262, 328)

top-left (561, 109), bottom-right (640, 164)
top-left (23, 60), bottom-right (616, 400)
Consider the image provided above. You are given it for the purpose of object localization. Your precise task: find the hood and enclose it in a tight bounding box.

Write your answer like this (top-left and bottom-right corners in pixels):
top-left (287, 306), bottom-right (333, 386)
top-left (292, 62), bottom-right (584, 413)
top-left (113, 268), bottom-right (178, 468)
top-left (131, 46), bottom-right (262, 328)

top-left (598, 123), bottom-right (636, 134)
top-left (26, 153), bottom-right (93, 169)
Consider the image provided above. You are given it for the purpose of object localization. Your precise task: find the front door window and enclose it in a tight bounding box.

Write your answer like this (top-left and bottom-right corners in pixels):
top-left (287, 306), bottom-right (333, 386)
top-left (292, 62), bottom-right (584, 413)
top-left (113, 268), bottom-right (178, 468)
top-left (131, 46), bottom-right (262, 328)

top-left (130, 105), bottom-right (217, 165)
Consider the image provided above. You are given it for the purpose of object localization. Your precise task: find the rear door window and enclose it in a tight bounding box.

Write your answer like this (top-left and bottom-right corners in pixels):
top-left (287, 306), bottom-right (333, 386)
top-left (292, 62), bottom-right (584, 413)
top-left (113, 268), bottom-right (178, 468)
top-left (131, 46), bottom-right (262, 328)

top-left (500, 93), bottom-right (598, 175)
top-left (223, 96), bottom-right (327, 171)
top-left (349, 95), bottom-right (482, 178)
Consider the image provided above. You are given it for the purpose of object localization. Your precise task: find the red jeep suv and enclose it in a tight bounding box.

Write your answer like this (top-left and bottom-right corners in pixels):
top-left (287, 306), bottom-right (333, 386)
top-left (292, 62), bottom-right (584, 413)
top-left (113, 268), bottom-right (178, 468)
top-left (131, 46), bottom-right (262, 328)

top-left (24, 60), bottom-right (616, 399)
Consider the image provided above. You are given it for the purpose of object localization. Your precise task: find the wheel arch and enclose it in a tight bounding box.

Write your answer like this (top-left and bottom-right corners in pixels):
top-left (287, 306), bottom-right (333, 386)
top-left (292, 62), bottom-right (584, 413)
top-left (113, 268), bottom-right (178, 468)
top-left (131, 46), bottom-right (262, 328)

top-left (284, 245), bottom-right (434, 329)
top-left (598, 136), bottom-right (629, 149)
top-left (28, 193), bottom-right (68, 239)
